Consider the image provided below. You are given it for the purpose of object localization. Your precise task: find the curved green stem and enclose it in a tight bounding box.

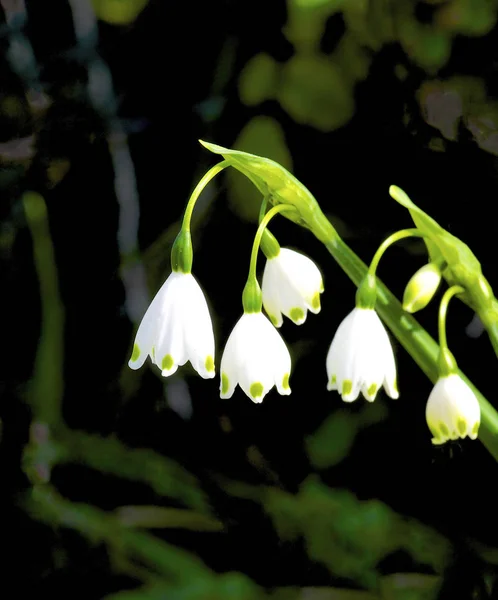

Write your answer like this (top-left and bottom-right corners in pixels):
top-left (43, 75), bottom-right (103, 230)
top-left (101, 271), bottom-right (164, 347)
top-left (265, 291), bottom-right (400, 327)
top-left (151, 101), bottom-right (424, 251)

top-left (242, 203), bottom-right (298, 313)
top-left (438, 285), bottom-right (464, 358)
top-left (368, 228), bottom-right (423, 277)
top-left (182, 160), bottom-right (229, 231)
top-left (248, 203), bottom-right (298, 280)
top-left (356, 228), bottom-right (424, 309)
top-left (258, 196), bottom-right (269, 223)
top-left (258, 196), bottom-right (281, 259)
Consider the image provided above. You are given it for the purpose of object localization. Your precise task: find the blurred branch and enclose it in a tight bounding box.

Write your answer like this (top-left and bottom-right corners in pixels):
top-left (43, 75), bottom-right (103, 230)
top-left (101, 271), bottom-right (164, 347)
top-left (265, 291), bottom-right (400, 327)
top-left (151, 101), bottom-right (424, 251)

top-left (24, 427), bottom-right (211, 512)
top-left (114, 505), bottom-right (223, 531)
top-left (218, 475), bottom-right (450, 589)
top-left (23, 192), bottom-right (64, 428)
top-left (68, 0), bottom-right (148, 324)
top-left (24, 485), bottom-right (214, 583)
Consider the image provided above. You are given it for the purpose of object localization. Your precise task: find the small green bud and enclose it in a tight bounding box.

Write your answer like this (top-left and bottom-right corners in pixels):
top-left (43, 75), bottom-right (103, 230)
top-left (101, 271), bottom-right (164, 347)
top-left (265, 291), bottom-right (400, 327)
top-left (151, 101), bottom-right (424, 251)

top-left (403, 262), bottom-right (442, 313)
top-left (171, 229), bottom-right (193, 273)
top-left (242, 276), bottom-right (263, 313)
top-left (260, 229), bottom-right (280, 259)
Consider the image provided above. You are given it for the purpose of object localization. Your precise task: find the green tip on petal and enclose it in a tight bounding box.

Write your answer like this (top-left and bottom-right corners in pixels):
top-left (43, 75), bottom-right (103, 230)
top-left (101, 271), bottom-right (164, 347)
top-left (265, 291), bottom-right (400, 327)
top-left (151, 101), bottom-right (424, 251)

top-left (472, 421), bottom-right (480, 437)
top-left (205, 355), bottom-right (215, 373)
top-left (342, 379), bottom-right (353, 397)
top-left (311, 293), bottom-right (321, 310)
top-left (131, 343), bottom-right (140, 362)
top-left (290, 307), bottom-right (305, 323)
top-left (269, 314), bottom-right (279, 327)
top-left (439, 422), bottom-right (449, 437)
top-left (250, 382), bottom-right (264, 399)
top-left (221, 373), bottom-right (230, 395)
top-left (282, 373), bottom-right (290, 390)
top-left (161, 354), bottom-right (174, 371)
top-left (457, 418), bottom-right (467, 436)
top-left (367, 383), bottom-right (378, 399)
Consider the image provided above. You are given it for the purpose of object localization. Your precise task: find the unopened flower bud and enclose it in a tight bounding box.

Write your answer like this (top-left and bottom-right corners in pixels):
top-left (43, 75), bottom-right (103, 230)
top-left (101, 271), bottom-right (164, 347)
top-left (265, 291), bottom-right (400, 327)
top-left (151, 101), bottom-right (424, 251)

top-left (402, 263), bottom-right (442, 313)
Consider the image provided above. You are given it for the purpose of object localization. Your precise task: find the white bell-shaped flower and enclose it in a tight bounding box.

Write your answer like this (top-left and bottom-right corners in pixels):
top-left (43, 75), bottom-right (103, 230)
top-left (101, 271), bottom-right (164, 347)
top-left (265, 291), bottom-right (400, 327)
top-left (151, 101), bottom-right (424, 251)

top-left (220, 312), bottom-right (291, 403)
top-left (326, 307), bottom-right (398, 402)
top-left (426, 374), bottom-right (480, 445)
top-left (128, 271), bottom-right (215, 379)
top-left (262, 248), bottom-right (324, 327)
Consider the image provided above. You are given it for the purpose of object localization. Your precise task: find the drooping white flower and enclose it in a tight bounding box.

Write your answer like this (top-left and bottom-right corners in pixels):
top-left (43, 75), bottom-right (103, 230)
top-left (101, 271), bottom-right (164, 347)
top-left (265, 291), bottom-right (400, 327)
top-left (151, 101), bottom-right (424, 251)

top-left (262, 248), bottom-right (324, 327)
top-left (220, 312), bottom-right (291, 403)
top-left (326, 307), bottom-right (398, 402)
top-left (426, 374), bottom-right (480, 445)
top-left (128, 271), bottom-right (215, 379)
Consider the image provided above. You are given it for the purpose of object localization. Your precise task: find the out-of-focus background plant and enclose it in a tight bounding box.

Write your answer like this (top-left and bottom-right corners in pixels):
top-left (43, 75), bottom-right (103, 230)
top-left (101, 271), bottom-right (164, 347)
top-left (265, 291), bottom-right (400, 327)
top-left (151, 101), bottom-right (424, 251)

top-left (4, 0), bottom-right (498, 597)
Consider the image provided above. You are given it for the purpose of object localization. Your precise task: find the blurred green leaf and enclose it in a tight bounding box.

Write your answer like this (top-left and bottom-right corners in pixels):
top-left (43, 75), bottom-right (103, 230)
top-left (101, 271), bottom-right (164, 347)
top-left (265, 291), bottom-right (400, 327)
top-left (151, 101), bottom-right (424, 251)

top-left (380, 573), bottom-right (441, 600)
top-left (264, 479), bottom-right (450, 588)
top-left (306, 410), bottom-right (358, 469)
top-left (226, 117), bottom-right (293, 222)
top-left (115, 506), bottom-right (223, 531)
top-left (285, 0), bottom-right (346, 52)
top-left (435, 0), bottom-right (497, 36)
top-left (306, 402), bottom-right (387, 469)
top-left (398, 17), bottom-right (452, 72)
top-left (26, 486), bottom-right (213, 582)
top-left (104, 572), bottom-right (264, 600)
top-left (239, 53), bottom-right (279, 106)
top-left (56, 429), bottom-right (210, 512)
top-left (92, 0), bottom-right (149, 24)
top-left (278, 54), bottom-right (354, 131)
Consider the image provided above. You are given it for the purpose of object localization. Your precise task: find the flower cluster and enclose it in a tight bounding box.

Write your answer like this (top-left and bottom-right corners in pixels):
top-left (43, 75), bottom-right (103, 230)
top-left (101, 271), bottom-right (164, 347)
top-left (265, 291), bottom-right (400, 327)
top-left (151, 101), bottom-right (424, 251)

top-left (129, 243), bottom-right (324, 404)
top-left (128, 153), bottom-right (482, 448)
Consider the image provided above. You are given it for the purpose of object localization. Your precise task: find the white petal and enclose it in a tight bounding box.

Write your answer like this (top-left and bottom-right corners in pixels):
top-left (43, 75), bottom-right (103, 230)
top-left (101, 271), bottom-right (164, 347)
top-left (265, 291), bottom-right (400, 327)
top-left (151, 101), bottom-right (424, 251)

top-left (262, 248), bottom-right (323, 327)
top-left (278, 248), bottom-right (323, 313)
top-left (220, 312), bottom-right (291, 402)
top-left (128, 274), bottom-right (176, 370)
top-left (128, 272), bottom-right (216, 379)
top-left (181, 275), bottom-right (216, 379)
top-left (426, 374), bottom-right (480, 445)
top-left (261, 265), bottom-right (284, 327)
top-left (326, 308), bottom-right (398, 402)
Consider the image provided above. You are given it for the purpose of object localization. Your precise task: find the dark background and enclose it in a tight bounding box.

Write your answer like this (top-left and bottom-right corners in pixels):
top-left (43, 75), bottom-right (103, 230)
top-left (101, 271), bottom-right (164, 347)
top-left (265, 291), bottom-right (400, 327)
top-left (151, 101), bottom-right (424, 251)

top-left (2, 0), bottom-right (498, 598)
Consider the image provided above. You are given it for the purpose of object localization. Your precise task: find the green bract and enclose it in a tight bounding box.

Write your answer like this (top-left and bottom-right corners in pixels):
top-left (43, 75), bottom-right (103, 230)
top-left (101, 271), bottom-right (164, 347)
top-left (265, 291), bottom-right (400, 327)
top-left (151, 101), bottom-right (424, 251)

top-left (171, 229), bottom-right (193, 274)
top-left (199, 140), bottom-right (337, 243)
